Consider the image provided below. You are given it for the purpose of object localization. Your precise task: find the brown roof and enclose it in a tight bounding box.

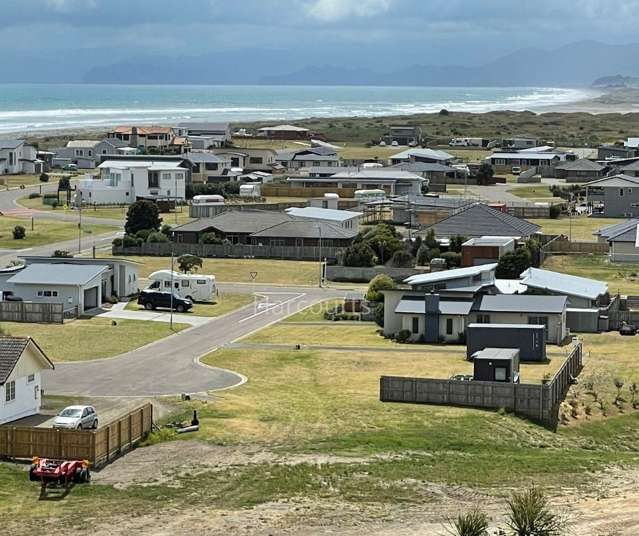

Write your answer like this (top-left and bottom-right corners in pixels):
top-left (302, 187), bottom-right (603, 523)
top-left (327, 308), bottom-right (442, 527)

top-left (0, 337), bottom-right (53, 385)
top-left (110, 126), bottom-right (173, 135)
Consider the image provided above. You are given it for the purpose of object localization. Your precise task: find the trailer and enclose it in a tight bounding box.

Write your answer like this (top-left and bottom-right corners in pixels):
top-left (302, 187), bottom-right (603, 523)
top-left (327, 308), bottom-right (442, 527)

top-left (29, 457), bottom-right (91, 489)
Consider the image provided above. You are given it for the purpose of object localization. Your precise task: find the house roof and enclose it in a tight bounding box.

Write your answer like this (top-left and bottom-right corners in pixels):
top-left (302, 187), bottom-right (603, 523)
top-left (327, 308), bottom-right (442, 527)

top-left (285, 207), bottom-right (362, 222)
top-left (0, 139), bottom-right (25, 150)
top-left (110, 126), bottom-right (173, 135)
top-left (585, 174), bottom-right (639, 188)
top-left (493, 279), bottom-right (528, 294)
top-left (7, 263), bottom-right (108, 286)
top-left (555, 158), bottom-right (604, 171)
top-left (392, 162), bottom-right (457, 173)
top-left (394, 296), bottom-right (473, 315)
top-left (620, 160), bottom-right (639, 171)
top-left (472, 348), bottom-right (519, 360)
top-left (0, 337), bottom-right (54, 385)
top-left (178, 122), bottom-right (228, 130)
top-left (519, 267), bottom-right (608, 300)
top-left (259, 124), bottom-right (309, 132)
top-left (596, 219), bottom-right (639, 241)
top-left (393, 195), bottom-right (472, 210)
top-left (390, 148), bottom-right (454, 162)
top-left (404, 263), bottom-right (497, 286)
top-left (331, 170), bottom-right (425, 182)
top-left (463, 236), bottom-right (514, 247)
top-left (184, 152), bottom-right (226, 164)
top-left (67, 140), bottom-right (100, 149)
top-left (477, 294), bottom-right (567, 314)
top-left (99, 159), bottom-right (183, 171)
top-left (250, 220), bottom-right (357, 240)
top-left (426, 203), bottom-right (540, 238)
top-left (488, 152), bottom-right (561, 161)
top-left (172, 211), bottom-right (292, 234)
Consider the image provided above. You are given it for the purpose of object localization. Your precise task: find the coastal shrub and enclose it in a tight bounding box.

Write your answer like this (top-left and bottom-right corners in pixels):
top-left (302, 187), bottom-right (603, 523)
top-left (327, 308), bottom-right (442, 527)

top-left (147, 231), bottom-right (169, 243)
top-left (441, 251), bottom-right (462, 268)
top-left (53, 250), bottom-right (72, 258)
top-left (12, 225), bottom-right (26, 240)
top-left (505, 488), bottom-right (564, 536)
top-left (112, 238), bottom-right (123, 247)
top-left (58, 176), bottom-right (71, 191)
top-left (366, 274), bottom-right (395, 303)
top-left (395, 329), bottom-right (411, 343)
top-left (416, 244), bottom-right (431, 266)
top-left (549, 204), bottom-right (561, 219)
top-left (178, 254), bottom-right (203, 274)
top-left (135, 229), bottom-right (152, 241)
top-left (496, 246), bottom-right (532, 279)
top-left (390, 249), bottom-right (414, 268)
top-left (160, 224), bottom-right (172, 237)
top-left (200, 232), bottom-right (223, 245)
top-left (444, 509), bottom-right (489, 536)
top-left (342, 242), bottom-right (376, 267)
top-left (39, 172), bottom-right (49, 182)
top-left (122, 235), bottom-right (141, 248)
top-left (439, 109), bottom-right (450, 116)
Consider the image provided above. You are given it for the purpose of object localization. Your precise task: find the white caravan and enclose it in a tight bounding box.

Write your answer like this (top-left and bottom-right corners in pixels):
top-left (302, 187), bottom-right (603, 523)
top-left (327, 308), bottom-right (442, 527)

top-left (146, 270), bottom-right (217, 303)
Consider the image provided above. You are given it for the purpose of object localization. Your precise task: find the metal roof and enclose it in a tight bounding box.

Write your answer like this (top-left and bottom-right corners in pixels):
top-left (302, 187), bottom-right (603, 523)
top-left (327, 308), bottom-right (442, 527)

top-left (493, 279), bottom-right (528, 295)
top-left (99, 159), bottom-right (183, 171)
top-left (463, 236), bottom-right (514, 247)
top-left (286, 207), bottom-right (362, 222)
top-left (467, 323), bottom-right (546, 329)
top-left (585, 174), bottom-right (639, 188)
top-left (172, 211), bottom-right (292, 234)
top-left (426, 203), bottom-right (540, 239)
top-left (597, 219), bottom-right (639, 242)
top-left (393, 195), bottom-right (472, 209)
top-left (0, 139), bottom-right (25, 150)
top-left (250, 220), bottom-right (357, 240)
top-left (472, 348), bottom-right (519, 360)
top-left (404, 263), bottom-right (497, 286)
top-left (178, 122), bottom-right (229, 130)
top-left (67, 140), bottom-right (100, 148)
top-left (392, 162), bottom-right (457, 173)
top-left (7, 263), bottom-right (107, 286)
top-left (331, 170), bottom-right (425, 181)
top-left (390, 148), bottom-right (454, 162)
top-left (555, 158), bottom-right (604, 171)
top-left (259, 124), bottom-right (309, 132)
top-left (395, 296), bottom-right (473, 315)
top-left (477, 294), bottom-right (567, 314)
top-left (488, 153), bottom-right (561, 161)
top-left (519, 267), bottom-right (608, 300)
top-left (184, 152), bottom-right (225, 164)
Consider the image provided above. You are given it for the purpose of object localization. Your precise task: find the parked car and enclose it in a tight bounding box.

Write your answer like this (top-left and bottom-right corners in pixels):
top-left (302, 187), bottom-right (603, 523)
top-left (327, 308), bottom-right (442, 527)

top-left (62, 163), bottom-right (78, 172)
top-left (53, 405), bottom-right (98, 430)
top-left (619, 322), bottom-right (637, 336)
top-left (450, 374), bottom-right (473, 382)
top-left (137, 290), bottom-right (193, 313)
top-left (511, 166), bottom-right (522, 175)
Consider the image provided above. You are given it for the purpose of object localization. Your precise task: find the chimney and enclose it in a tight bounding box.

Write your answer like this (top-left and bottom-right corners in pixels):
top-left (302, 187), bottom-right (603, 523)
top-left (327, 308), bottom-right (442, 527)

top-left (423, 291), bottom-right (440, 343)
top-left (131, 126), bottom-right (139, 148)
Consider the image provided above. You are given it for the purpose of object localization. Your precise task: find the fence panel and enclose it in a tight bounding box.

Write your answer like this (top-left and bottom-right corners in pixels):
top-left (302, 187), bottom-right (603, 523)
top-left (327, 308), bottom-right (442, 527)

top-left (0, 302), bottom-right (64, 324)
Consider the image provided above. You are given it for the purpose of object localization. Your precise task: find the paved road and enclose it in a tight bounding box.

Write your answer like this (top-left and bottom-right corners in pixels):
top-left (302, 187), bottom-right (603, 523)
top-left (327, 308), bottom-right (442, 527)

top-left (43, 286), bottom-right (346, 397)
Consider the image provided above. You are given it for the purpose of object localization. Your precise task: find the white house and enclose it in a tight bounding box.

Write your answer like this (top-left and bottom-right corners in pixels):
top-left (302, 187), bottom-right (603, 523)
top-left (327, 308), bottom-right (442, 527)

top-left (0, 337), bottom-right (54, 425)
top-left (77, 159), bottom-right (187, 204)
top-left (0, 139), bottom-right (41, 175)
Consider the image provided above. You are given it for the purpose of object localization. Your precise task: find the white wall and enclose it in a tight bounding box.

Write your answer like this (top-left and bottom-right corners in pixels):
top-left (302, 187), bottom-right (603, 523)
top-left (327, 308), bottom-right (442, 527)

top-left (0, 372), bottom-right (42, 424)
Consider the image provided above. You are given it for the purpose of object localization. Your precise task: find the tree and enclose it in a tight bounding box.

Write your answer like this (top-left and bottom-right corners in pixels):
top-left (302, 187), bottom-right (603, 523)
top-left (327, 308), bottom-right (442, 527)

top-left (365, 274), bottom-right (395, 302)
top-left (12, 225), bottom-right (25, 240)
top-left (409, 236), bottom-right (422, 257)
top-left (125, 200), bottom-right (162, 235)
top-left (390, 249), bottom-right (414, 268)
top-left (476, 162), bottom-right (494, 185)
top-left (160, 224), bottom-right (172, 237)
top-left (39, 172), bottom-right (49, 183)
top-left (423, 228), bottom-right (438, 249)
top-left (441, 251), bottom-right (462, 268)
top-left (496, 247), bottom-right (532, 279)
top-left (178, 254), bottom-right (202, 274)
top-left (449, 235), bottom-right (467, 253)
top-left (505, 488), bottom-right (564, 536)
top-left (355, 223), bottom-right (403, 264)
top-left (147, 231), bottom-right (169, 243)
top-left (342, 242), bottom-right (377, 267)
top-left (58, 176), bottom-right (71, 191)
top-left (416, 244), bottom-right (431, 266)
top-left (200, 232), bottom-right (223, 245)
top-left (549, 204), bottom-right (561, 219)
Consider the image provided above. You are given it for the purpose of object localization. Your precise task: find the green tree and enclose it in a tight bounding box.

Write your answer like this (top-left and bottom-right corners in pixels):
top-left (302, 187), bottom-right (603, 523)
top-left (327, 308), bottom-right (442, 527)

top-left (441, 251), bottom-right (462, 268)
top-left (449, 234), bottom-right (467, 253)
top-left (390, 249), bottom-right (414, 268)
top-left (416, 244), bottom-right (431, 266)
top-left (476, 162), bottom-right (494, 185)
top-left (178, 254), bottom-right (203, 273)
top-left (365, 274), bottom-right (395, 302)
top-left (200, 232), bottom-right (223, 245)
top-left (125, 200), bottom-right (162, 236)
top-left (58, 176), bottom-right (71, 191)
top-left (39, 172), bottom-right (49, 183)
top-left (423, 228), bottom-right (438, 249)
top-left (356, 223), bottom-right (403, 264)
top-left (12, 225), bottom-right (25, 240)
top-left (342, 242), bottom-right (377, 267)
top-left (496, 247), bottom-right (532, 279)
top-left (147, 231), bottom-right (169, 243)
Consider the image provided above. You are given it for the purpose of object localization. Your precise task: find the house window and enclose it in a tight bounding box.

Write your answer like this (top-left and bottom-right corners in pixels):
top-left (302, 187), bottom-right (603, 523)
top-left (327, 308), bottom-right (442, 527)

top-left (249, 157), bottom-right (263, 164)
top-left (162, 173), bottom-right (171, 182)
top-left (495, 367), bottom-right (507, 381)
top-left (9, 152), bottom-right (15, 166)
top-left (477, 314), bottom-right (490, 324)
top-left (149, 173), bottom-right (160, 188)
top-left (34, 385), bottom-right (39, 399)
top-left (446, 318), bottom-right (454, 335)
top-left (27, 374), bottom-right (35, 383)
top-left (181, 280), bottom-right (190, 287)
top-left (41, 290), bottom-right (58, 297)
top-left (620, 188), bottom-right (624, 197)
top-left (5, 380), bottom-right (15, 402)
top-left (412, 317), bottom-right (419, 334)
top-left (164, 281), bottom-right (171, 288)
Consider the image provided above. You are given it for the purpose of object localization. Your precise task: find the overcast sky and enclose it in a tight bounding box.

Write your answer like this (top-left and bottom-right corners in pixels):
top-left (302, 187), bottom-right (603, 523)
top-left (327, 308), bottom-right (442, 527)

top-left (2, 0), bottom-right (639, 81)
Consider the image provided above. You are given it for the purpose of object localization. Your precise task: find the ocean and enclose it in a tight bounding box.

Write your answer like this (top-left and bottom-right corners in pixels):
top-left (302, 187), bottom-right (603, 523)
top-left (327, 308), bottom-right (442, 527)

top-left (0, 84), bottom-right (595, 135)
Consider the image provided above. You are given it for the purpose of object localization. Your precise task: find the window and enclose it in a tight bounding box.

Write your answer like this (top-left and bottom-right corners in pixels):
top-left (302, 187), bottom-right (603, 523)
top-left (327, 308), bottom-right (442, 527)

top-left (148, 173), bottom-right (160, 188)
top-left (27, 374), bottom-right (35, 383)
top-left (494, 367), bottom-right (507, 381)
top-left (37, 291), bottom-right (43, 297)
top-left (5, 380), bottom-right (15, 402)
top-left (477, 314), bottom-right (490, 324)
top-left (446, 318), bottom-right (454, 335)
top-left (196, 280), bottom-right (207, 285)
top-left (181, 280), bottom-right (190, 287)
top-left (205, 163), bottom-right (218, 171)
top-left (620, 188), bottom-right (625, 197)
top-left (41, 290), bottom-right (58, 297)
top-left (249, 157), bottom-right (263, 164)
top-left (34, 385), bottom-right (39, 399)
top-left (161, 173), bottom-right (171, 182)
top-left (9, 152), bottom-right (15, 166)
top-left (164, 281), bottom-right (171, 288)
top-left (412, 317), bottom-right (419, 334)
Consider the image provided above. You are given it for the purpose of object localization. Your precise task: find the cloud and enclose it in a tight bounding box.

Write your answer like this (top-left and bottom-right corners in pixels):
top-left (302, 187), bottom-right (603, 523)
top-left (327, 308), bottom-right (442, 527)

top-left (306, 0), bottom-right (394, 22)
top-left (45, 0), bottom-right (96, 11)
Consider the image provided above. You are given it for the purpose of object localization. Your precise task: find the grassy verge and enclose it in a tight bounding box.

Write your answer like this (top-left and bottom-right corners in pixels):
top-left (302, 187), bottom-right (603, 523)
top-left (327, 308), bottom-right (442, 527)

top-left (4, 317), bottom-right (188, 362)
top-left (530, 217), bottom-right (624, 241)
top-left (244, 323), bottom-right (395, 346)
top-left (0, 216), bottom-right (118, 249)
top-left (0, 174), bottom-right (46, 188)
top-left (506, 185), bottom-right (562, 203)
top-left (102, 254), bottom-right (322, 285)
top-left (283, 298), bottom-right (345, 322)
top-left (125, 292), bottom-right (254, 317)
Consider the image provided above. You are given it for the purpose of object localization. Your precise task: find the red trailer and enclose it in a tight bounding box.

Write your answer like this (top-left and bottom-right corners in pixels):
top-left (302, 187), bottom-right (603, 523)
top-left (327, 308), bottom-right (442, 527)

top-left (29, 457), bottom-right (91, 489)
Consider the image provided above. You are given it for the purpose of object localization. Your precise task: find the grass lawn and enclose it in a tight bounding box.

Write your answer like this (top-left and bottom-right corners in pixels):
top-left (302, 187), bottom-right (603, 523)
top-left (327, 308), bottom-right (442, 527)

top-left (103, 255), bottom-right (322, 285)
top-left (530, 216), bottom-right (625, 241)
top-left (283, 298), bottom-right (344, 322)
top-left (18, 195), bottom-right (193, 225)
top-left (0, 216), bottom-right (118, 249)
top-left (0, 174), bottom-right (46, 188)
top-left (506, 185), bottom-right (561, 203)
top-left (4, 317), bottom-right (188, 362)
top-left (543, 254), bottom-right (639, 295)
top-left (125, 292), bottom-right (254, 317)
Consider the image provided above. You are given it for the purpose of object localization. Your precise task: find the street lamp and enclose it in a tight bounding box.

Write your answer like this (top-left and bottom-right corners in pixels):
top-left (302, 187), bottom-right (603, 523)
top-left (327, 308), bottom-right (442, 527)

top-left (316, 223), bottom-right (323, 288)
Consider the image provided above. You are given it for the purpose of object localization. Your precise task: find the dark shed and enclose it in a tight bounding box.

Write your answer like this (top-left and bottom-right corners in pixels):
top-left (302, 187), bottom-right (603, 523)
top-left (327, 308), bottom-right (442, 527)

top-left (466, 323), bottom-right (546, 362)
top-left (472, 348), bottom-right (520, 383)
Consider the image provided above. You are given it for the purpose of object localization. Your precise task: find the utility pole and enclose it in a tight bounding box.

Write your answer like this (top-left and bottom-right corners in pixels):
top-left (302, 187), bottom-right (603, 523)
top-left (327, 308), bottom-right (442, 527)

top-left (317, 224), bottom-right (323, 288)
top-left (170, 252), bottom-right (174, 330)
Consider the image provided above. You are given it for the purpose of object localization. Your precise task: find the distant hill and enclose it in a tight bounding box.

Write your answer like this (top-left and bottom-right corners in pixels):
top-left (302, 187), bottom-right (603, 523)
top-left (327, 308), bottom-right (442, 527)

top-left (592, 74), bottom-right (639, 88)
top-left (82, 40), bottom-right (639, 87)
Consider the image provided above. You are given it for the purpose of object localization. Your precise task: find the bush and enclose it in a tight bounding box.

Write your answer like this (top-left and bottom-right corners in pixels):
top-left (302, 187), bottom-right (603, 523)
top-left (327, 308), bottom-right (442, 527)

top-left (497, 246), bottom-right (533, 279)
top-left (160, 224), bottom-right (172, 237)
top-left (444, 509), bottom-right (489, 536)
top-left (373, 303), bottom-right (384, 327)
top-left (200, 232), bottom-right (223, 245)
top-left (366, 274), bottom-right (395, 302)
top-left (441, 251), bottom-right (462, 268)
top-left (39, 172), bottom-right (49, 183)
top-left (449, 235), bottom-right (467, 253)
top-left (147, 231), bottom-right (169, 243)
top-left (112, 237), bottom-right (123, 247)
top-left (439, 109), bottom-right (450, 116)
top-left (125, 200), bottom-right (162, 235)
top-left (122, 235), bottom-right (141, 248)
top-left (390, 249), bottom-right (414, 268)
top-left (135, 229), bottom-right (153, 241)
top-left (28, 192), bottom-right (41, 199)
top-left (416, 244), bottom-right (431, 266)
top-left (395, 329), bottom-right (411, 343)
top-left (549, 204), bottom-right (561, 219)
top-left (506, 488), bottom-right (563, 536)
top-left (12, 225), bottom-right (25, 240)
top-left (342, 242), bottom-right (376, 267)
top-left (178, 254), bottom-right (203, 273)
top-left (53, 250), bottom-right (72, 258)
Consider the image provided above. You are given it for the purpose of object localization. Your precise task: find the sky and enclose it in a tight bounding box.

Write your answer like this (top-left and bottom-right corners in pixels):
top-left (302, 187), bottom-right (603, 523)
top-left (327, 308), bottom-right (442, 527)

top-left (1, 0), bottom-right (639, 82)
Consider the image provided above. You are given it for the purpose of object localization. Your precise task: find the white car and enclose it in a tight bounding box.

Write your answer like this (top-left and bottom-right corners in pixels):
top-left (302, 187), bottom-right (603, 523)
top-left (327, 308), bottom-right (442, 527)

top-left (53, 405), bottom-right (98, 430)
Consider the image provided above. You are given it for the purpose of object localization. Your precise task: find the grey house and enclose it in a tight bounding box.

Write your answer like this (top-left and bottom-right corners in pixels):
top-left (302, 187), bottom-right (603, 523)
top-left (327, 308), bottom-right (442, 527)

top-left (596, 219), bottom-right (639, 263)
top-left (554, 159), bottom-right (605, 182)
top-left (586, 175), bottom-right (639, 218)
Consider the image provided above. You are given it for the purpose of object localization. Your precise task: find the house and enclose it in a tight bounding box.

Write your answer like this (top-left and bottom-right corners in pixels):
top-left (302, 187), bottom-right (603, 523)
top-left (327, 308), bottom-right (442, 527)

top-left (20, 256), bottom-right (140, 298)
top-left (307, 166), bottom-right (359, 178)
top-left (172, 210), bottom-right (292, 244)
top-left (4, 264), bottom-right (108, 313)
top-left (389, 148), bottom-right (454, 166)
top-left (77, 158), bottom-right (189, 204)
top-left (586, 175), bottom-right (639, 218)
top-left (258, 124), bottom-right (311, 140)
top-left (391, 162), bottom-right (466, 184)
top-left (249, 219), bottom-right (357, 248)
top-left (185, 152), bottom-right (230, 184)
top-left (390, 195), bottom-right (473, 226)
top-left (277, 147), bottom-right (339, 170)
top-left (598, 144), bottom-right (638, 160)
top-left (52, 139), bottom-right (129, 169)
top-left (424, 203), bottom-right (541, 239)
top-left (210, 148), bottom-right (277, 172)
top-left (0, 337), bottom-right (54, 425)
top-left (502, 136), bottom-right (540, 150)
top-left (485, 151), bottom-right (568, 174)
top-left (382, 125), bottom-right (422, 146)
top-left (554, 159), bottom-right (605, 182)
top-left (176, 122), bottom-right (231, 148)
top-left (404, 263), bottom-right (498, 292)
top-left (285, 206), bottom-right (362, 231)
top-left (288, 169), bottom-right (426, 196)
top-left (596, 219), bottom-right (639, 262)
top-left (108, 126), bottom-right (176, 152)
top-left (0, 140), bottom-right (41, 175)
top-left (461, 236), bottom-right (515, 267)
top-left (617, 160), bottom-right (639, 178)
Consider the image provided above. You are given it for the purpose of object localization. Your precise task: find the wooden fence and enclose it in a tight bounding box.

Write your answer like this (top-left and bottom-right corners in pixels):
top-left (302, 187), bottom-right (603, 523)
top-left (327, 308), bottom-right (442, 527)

top-left (261, 185), bottom-right (357, 198)
top-left (114, 241), bottom-right (344, 261)
top-left (0, 403), bottom-right (153, 468)
top-left (380, 342), bottom-right (583, 428)
top-left (0, 302), bottom-right (64, 324)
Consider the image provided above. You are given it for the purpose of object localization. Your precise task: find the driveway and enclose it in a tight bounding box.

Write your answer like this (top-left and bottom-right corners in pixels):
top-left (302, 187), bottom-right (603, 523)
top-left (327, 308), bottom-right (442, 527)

top-left (43, 287), bottom-right (345, 397)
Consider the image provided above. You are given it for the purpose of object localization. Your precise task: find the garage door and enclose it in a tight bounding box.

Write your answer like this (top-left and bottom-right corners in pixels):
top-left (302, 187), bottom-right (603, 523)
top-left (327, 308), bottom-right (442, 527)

top-left (83, 286), bottom-right (98, 311)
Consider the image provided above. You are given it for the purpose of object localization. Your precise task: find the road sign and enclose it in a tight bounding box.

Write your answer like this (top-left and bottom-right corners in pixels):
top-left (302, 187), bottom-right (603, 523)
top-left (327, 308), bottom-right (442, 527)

top-left (250, 271), bottom-right (258, 280)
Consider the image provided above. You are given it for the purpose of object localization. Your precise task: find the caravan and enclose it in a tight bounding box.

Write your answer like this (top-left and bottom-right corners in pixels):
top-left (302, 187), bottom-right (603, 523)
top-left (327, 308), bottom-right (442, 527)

top-left (146, 270), bottom-right (217, 303)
